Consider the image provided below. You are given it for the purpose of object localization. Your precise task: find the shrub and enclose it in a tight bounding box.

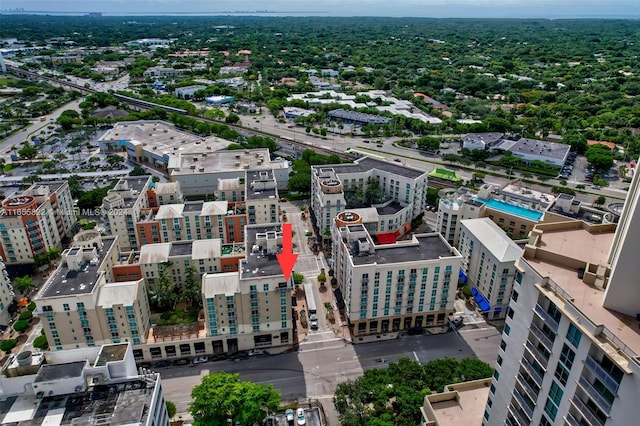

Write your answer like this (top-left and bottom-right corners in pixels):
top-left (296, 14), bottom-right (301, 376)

top-left (33, 335), bottom-right (48, 349)
top-left (19, 311), bottom-right (33, 321)
top-left (27, 302), bottom-right (36, 311)
top-left (13, 320), bottom-right (30, 333)
top-left (0, 339), bottom-right (17, 352)
top-left (293, 272), bottom-right (304, 285)
top-left (462, 287), bottom-right (472, 298)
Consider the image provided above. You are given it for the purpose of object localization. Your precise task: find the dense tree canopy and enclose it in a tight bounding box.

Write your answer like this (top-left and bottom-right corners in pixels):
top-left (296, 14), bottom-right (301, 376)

top-left (334, 357), bottom-right (493, 426)
top-left (189, 372), bottom-right (280, 426)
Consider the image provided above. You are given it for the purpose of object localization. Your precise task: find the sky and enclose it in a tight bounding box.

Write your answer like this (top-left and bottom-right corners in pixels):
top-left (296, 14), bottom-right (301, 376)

top-left (1, 0), bottom-right (639, 18)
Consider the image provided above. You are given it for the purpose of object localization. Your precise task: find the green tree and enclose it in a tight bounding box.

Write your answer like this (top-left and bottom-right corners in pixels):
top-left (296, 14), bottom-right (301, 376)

top-left (189, 372), bottom-right (280, 426)
top-left (106, 154), bottom-right (125, 167)
top-left (182, 266), bottom-right (202, 308)
top-left (225, 113), bottom-right (240, 124)
top-left (166, 401), bottom-right (177, 419)
top-left (13, 275), bottom-right (35, 294)
top-left (585, 144), bottom-right (614, 172)
top-left (594, 195), bottom-right (606, 207)
top-left (33, 335), bottom-right (48, 349)
top-left (18, 143), bottom-right (38, 160)
top-left (0, 339), bottom-right (17, 352)
top-left (129, 166), bottom-right (150, 176)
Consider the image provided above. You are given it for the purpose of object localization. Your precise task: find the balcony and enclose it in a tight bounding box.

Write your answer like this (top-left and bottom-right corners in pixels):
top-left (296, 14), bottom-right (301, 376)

top-left (512, 390), bottom-right (534, 419)
top-left (584, 355), bottom-right (620, 394)
top-left (534, 304), bottom-right (559, 333)
top-left (516, 373), bottom-right (540, 405)
top-left (530, 321), bottom-right (555, 352)
top-left (565, 412), bottom-right (581, 426)
top-left (521, 358), bottom-right (544, 387)
top-left (507, 405), bottom-right (527, 426)
top-left (570, 397), bottom-right (605, 426)
top-left (577, 376), bottom-right (613, 414)
top-left (525, 341), bottom-right (549, 368)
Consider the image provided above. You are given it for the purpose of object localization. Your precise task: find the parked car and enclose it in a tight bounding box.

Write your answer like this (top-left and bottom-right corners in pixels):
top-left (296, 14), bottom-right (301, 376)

top-left (452, 317), bottom-right (464, 327)
top-left (296, 408), bottom-right (306, 426)
top-left (153, 360), bottom-right (171, 368)
top-left (174, 359), bottom-right (189, 366)
top-left (309, 313), bottom-right (318, 330)
top-left (192, 356), bottom-right (208, 364)
top-left (286, 409), bottom-right (295, 425)
top-left (248, 349), bottom-right (265, 357)
top-left (394, 158), bottom-right (402, 163)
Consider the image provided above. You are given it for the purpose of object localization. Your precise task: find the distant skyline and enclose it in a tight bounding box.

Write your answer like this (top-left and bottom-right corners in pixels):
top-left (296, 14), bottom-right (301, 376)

top-left (1, 0), bottom-right (639, 18)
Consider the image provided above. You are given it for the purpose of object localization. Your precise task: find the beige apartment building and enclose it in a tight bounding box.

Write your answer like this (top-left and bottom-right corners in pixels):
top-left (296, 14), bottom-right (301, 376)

top-left (101, 176), bottom-right (153, 251)
top-left (0, 182), bottom-right (75, 265)
top-left (333, 221), bottom-right (462, 339)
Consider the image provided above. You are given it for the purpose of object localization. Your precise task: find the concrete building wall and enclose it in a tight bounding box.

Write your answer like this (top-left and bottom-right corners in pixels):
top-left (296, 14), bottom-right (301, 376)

top-left (0, 260), bottom-right (12, 326)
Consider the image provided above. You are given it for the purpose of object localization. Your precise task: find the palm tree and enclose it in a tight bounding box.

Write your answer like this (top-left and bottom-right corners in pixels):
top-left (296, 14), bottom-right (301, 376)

top-left (14, 275), bottom-right (35, 295)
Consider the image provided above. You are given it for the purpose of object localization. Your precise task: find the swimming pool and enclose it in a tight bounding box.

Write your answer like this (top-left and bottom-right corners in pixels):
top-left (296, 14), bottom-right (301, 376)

top-left (477, 198), bottom-right (543, 221)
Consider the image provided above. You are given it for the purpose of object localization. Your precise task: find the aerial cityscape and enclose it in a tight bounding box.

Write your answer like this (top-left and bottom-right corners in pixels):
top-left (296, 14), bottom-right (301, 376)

top-left (0, 10), bottom-right (639, 426)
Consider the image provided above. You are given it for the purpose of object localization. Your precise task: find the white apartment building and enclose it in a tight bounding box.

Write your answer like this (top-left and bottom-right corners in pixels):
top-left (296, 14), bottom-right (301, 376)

top-left (0, 182), bottom-right (76, 265)
top-left (245, 169), bottom-right (280, 225)
top-left (34, 233), bottom-right (152, 350)
top-left (484, 213), bottom-right (640, 424)
top-left (333, 222), bottom-right (462, 339)
top-left (0, 343), bottom-right (169, 426)
top-left (201, 224), bottom-right (294, 353)
top-left (458, 218), bottom-right (523, 319)
top-left (312, 157), bottom-right (429, 239)
top-left (101, 176), bottom-right (153, 251)
top-left (0, 260), bottom-right (12, 327)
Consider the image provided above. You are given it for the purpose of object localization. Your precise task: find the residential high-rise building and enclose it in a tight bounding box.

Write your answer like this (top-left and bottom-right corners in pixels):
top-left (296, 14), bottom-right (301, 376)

top-left (34, 233), bottom-right (152, 350)
top-left (484, 208), bottom-right (640, 425)
top-left (333, 221), bottom-right (462, 338)
top-left (101, 176), bottom-right (153, 251)
top-left (0, 182), bottom-right (75, 265)
top-left (458, 218), bottom-right (523, 319)
top-left (0, 343), bottom-right (169, 426)
top-left (312, 157), bottom-right (429, 239)
top-left (201, 224), bottom-right (294, 353)
top-left (0, 259), bottom-right (12, 327)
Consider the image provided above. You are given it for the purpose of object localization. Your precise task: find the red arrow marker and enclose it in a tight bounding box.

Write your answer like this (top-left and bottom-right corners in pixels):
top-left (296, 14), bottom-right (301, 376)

top-left (276, 223), bottom-right (298, 282)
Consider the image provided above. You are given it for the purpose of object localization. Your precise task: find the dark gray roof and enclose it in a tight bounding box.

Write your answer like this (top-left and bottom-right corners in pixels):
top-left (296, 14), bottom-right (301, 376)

top-left (376, 201), bottom-right (404, 216)
top-left (352, 234), bottom-right (453, 266)
top-left (241, 225), bottom-right (285, 279)
top-left (247, 170), bottom-right (278, 201)
top-left (320, 157), bottom-right (425, 179)
top-left (506, 138), bottom-right (570, 161)
top-left (34, 361), bottom-right (86, 383)
top-left (39, 237), bottom-right (116, 298)
top-left (328, 109), bottom-right (392, 124)
top-left (183, 201), bottom-right (204, 213)
top-left (169, 241), bottom-right (193, 257)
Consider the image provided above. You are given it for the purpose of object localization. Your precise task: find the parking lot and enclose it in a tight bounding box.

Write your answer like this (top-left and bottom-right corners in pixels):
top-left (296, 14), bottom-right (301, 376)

top-left (269, 407), bottom-right (322, 426)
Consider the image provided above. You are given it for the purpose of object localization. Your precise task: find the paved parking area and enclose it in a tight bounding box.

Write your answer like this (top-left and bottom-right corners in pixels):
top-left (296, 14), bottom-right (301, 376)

top-left (272, 407), bottom-right (322, 426)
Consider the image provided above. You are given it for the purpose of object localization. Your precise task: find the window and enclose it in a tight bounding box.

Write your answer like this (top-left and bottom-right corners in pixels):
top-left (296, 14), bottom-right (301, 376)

top-left (507, 308), bottom-right (514, 319)
top-left (504, 324), bottom-right (511, 336)
top-left (554, 363), bottom-right (570, 386)
top-left (490, 384), bottom-right (495, 394)
top-left (497, 355), bottom-right (503, 366)
top-left (559, 344), bottom-right (575, 369)
top-left (566, 323), bottom-right (582, 348)
top-left (544, 381), bottom-right (563, 421)
top-left (500, 340), bottom-right (506, 351)
top-left (512, 290), bottom-right (519, 302)
top-left (493, 370), bottom-right (500, 380)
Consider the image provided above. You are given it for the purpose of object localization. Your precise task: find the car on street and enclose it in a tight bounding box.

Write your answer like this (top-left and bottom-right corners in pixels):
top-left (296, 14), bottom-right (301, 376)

top-left (153, 360), bottom-right (171, 368)
top-left (285, 409), bottom-right (295, 425)
top-left (174, 359), bottom-right (189, 366)
top-left (248, 349), bottom-right (265, 357)
top-left (394, 158), bottom-right (402, 162)
top-left (309, 313), bottom-right (318, 330)
top-left (452, 317), bottom-right (464, 327)
top-left (192, 356), bottom-right (208, 364)
top-left (296, 408), bottom-right (306, 425)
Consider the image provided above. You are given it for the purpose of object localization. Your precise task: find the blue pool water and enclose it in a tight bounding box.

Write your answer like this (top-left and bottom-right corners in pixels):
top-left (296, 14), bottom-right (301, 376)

top-left (477, 198), bottom-right (543, 221)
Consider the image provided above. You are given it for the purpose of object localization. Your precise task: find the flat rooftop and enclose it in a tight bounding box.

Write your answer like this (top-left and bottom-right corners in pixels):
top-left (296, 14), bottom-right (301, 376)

top-left (375, 201), bottom-right (404, 216)
top-left (169, 241), bottom-right (194, 257)
top-left (0, 378), bottom-right (159, 425)
top-left (95, 343), bottom-right (128, 367)
top-left (169, 148), bottom-right (288, 176)
top-left (34, 361), bottom-right (86, 383)
top-left (524, 225), bottom-right (640, 356)
top-left (39, 237), bottom-right (116, 298)
top-left (241, 225), bottom-right (284, 279)
top-left (426, 380), bottom-right (491, 426)
top-left (100, 120), bottom-right (229, 154)
top-left (323, 156), bottom-right (425, 180)
top-left (507, 137), bottom-right (570, 161)
top-left (108, 176), bottom-right (150, 209)
top-left (247, 170), bottom-right (277, 201)
top-left (351, 234), bottom-right (453, 266)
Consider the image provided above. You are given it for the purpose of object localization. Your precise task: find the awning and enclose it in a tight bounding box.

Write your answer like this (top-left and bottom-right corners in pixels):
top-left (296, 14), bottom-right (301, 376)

top-left (473, 289), bottom-right (491, 312)
top-left (458, 270), bottom-right (468, 283)
top-left (471, 288), bottom-right (479, 297)
top-left (376, 233), bottom-right (397, 244)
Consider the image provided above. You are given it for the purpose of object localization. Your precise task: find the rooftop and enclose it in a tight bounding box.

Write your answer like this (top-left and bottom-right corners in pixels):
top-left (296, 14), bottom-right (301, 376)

top-left (524, 222), bottom-right (640, 357)
top-left (34, 361), bottom-right (86, 383)
top-left (241, 225), bottom-right (285, 279)
top-left (107, 176), bottom-right (151, 209)
top-left (95, 343), bottom-right (129, 366)
top-left (422, 379), bottom-right (492, 426)
top-left (375, 201), bottom-right (405, 216)
top-left (169, 240), bottom-right (194, 257)
top-left (461, 218), bottom-right (523, 262)
top-left (351, 233), bottom-right (455, 266)
top-left (324, 156), bottom-right (426, 180)
top-left (169, 148), bottom-right (287, 176)
top-left (203, 272), bottom-right (240, 297)
top-left (97, 281), bottom-right (139, 308)
top-left (247, 169), bottom-right (277, 201)
top-left (38, 237), bottom-right (116, 298)
top-left (500, 137), bottom-right (570, 161)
